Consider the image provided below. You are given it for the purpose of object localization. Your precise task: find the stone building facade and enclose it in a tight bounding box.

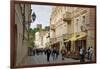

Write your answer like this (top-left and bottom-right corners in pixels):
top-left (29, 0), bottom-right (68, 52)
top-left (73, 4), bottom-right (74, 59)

top-left (50, 6), bottom-right (95, 59)
top-left (43, 32), bottom-right (50, 48)
top-left (15, 4), bottom-right (31, 66)
top-left (35, 31), bottom-right (49, 48)
top-left (50, 6), bottom-right (73, 51)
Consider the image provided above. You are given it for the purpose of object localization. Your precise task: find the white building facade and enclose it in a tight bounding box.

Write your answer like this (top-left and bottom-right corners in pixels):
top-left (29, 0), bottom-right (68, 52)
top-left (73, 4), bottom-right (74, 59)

top-left (35, 31), bottom-right (50, 48)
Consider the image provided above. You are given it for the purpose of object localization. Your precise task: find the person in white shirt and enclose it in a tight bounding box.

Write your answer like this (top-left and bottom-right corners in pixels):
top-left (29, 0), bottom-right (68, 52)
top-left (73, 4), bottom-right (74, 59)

top-left (80, 47), bottom-right (85, 62)
top-left (89, 47), bottom-right (93, 61)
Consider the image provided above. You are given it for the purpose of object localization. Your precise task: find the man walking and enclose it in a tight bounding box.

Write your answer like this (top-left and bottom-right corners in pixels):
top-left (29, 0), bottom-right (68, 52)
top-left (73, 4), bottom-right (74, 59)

top-left (89, 47), bottom-right (93, 62)
top-left (56, 48), bottom-right (59, 60)
top-left (52, 47), bottom-right (56, 60)
top-left (46, 48), bottom-right (51, 62)
top-left (80, 47), bottom-right (85, 63)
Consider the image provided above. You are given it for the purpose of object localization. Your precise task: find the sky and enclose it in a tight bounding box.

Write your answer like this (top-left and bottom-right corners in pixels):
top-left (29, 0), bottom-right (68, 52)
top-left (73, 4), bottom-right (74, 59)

top-left (30, 5), bottom-right (53, 29)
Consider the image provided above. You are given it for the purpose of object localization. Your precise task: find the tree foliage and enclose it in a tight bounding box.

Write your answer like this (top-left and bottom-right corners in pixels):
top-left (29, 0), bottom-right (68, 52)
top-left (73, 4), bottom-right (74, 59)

top-left (28, 26), bottom-right (50, 48)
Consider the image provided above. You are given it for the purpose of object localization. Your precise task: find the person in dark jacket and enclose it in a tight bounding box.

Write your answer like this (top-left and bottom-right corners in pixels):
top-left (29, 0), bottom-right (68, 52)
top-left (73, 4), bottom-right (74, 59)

top-left (46, 48), bottom-right (51, 62)
top-left (52, 47), bottom-right (56, 60)
top-left (56, 48), bottom-right (59, 59)
top-left (61, 48), bottom-right (66, 60)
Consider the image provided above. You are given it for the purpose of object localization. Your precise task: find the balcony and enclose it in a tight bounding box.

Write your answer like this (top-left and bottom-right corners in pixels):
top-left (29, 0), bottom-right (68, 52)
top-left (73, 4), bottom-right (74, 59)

top-left (63, 12), bottom-right (71, 22)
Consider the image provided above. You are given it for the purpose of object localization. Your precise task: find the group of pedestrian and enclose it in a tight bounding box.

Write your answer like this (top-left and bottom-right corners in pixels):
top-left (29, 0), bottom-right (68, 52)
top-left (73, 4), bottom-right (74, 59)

top-left (45, 47), bottom-right (59, 62)
top-left (79, 46), bottom-right (93, 63)
top-left (51, 47), bottom-right (59, 60)
top-left (28, 48), bottom-right (45, 56)
top-left (87, 47), bottom-right (93, 61)
top-left (28, 46), bottom-right (93, 63)
top-left (35, 48), bottom-right (44, 55)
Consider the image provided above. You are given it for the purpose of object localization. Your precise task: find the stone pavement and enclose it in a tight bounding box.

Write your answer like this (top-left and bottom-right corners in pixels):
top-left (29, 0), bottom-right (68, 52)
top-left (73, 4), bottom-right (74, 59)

top-left (21, 53), bottom-right (80, 66)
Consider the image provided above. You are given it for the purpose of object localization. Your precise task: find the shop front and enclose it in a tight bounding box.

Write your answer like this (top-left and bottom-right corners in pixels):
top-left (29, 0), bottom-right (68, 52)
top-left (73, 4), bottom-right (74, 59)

top-left (64, 40), bottom-right (71, 57)
top-left (51, 42), bottom-right (60, 50)
top-left (67, 32), bottom-right (87, 59)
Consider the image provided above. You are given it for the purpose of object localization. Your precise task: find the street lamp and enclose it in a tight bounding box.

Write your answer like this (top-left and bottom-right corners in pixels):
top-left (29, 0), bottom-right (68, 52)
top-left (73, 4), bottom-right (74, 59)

top-left (32, 12), bottom-right (36, 22)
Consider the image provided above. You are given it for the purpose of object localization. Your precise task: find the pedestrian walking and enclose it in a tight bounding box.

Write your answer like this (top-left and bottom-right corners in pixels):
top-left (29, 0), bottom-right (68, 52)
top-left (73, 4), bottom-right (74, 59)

top-left (80, 47), bottom-right (85, 63)
top-left (36, 49), bottom-right (39, 55)
top-left (61, 48), bottom-right (66, 60)
top-left (32, 48), bottom-right (35, 56)
top-left (87, 47), bottom-right (90, 60)
top-left (56, 48), bottom-right (59, 59)
top-left (46, 48), bottom-right (51, 62)
top-left (89, 47), bottom-right (93, 61)
top-left (44, 49), bottom-right (47, 55)
top-left (52, 47), bottom-right (56, 60)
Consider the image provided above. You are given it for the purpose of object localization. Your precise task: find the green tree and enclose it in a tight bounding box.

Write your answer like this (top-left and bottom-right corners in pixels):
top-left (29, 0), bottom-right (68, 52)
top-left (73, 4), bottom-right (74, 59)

top-left (28, 26), bottom-right (50, 48)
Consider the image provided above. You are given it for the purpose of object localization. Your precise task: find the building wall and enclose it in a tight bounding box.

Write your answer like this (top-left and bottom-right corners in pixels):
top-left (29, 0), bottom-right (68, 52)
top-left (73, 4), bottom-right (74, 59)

top-left (43, 32), bottom-right (50, 48)
top-left (35, 32), bottom-right (41, 48)
top-left (50, 6), bottom-right (73, 50)
top-left (72, 7), bottom-right (95, 51)
top-left (50, 6), bottom-right (95, 53)
top-left (35, 31), bottom-right (47, 48)
top-left (87, 8), bottom-right (95, 54)
top-left (15, 4), bottom-right (31, 66)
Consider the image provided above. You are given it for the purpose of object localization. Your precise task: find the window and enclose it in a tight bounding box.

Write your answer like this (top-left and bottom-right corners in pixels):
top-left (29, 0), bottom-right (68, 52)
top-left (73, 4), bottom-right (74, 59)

top-left (82, 16), bottom-right (85, 24)
top-left (76, 19), bottom-right (79, 33)
top-left (81, 16), bottom-right (86, 31)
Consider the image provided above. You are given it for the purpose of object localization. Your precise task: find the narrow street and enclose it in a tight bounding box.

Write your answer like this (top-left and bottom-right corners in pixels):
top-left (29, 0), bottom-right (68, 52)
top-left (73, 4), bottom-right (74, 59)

top-left (21, 53), bottom-right (80, 65)
top-left (13, 3), bottom-right (96, 67)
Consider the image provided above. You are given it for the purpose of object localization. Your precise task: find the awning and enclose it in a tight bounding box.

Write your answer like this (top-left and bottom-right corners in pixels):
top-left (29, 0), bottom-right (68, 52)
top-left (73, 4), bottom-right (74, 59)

top-left (77, 32), bottom-right (86, 40)
top-left (69, 35), bottom-right (77, 41)
top-left (69, 32), bottom-right (86, 41)
top-left (64, 39), bottom-right (70, 42)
